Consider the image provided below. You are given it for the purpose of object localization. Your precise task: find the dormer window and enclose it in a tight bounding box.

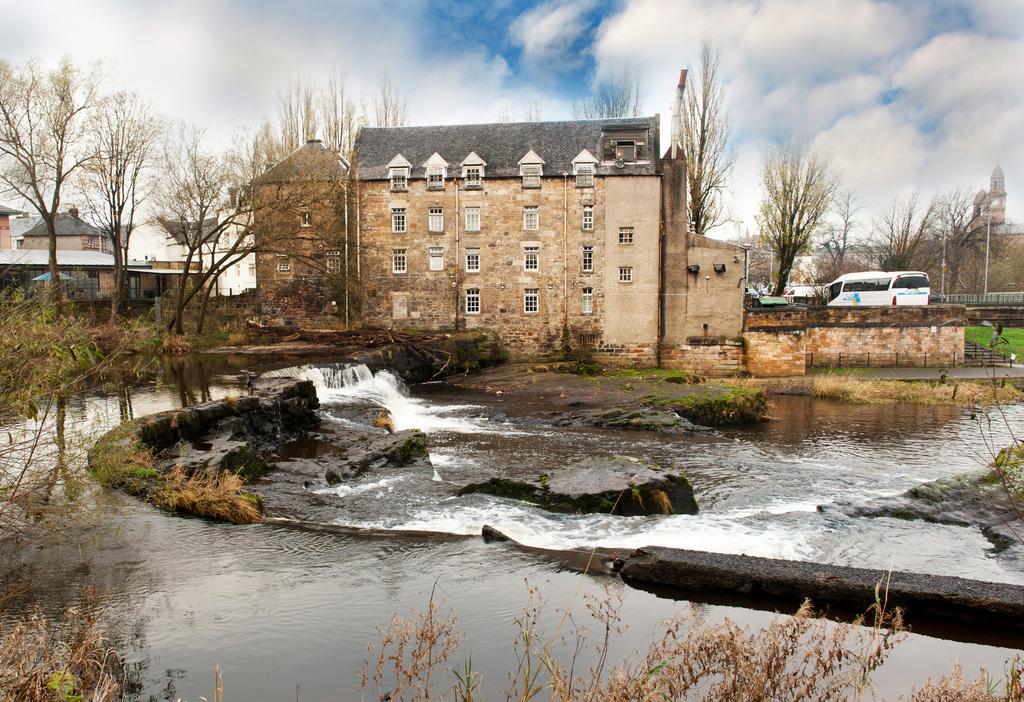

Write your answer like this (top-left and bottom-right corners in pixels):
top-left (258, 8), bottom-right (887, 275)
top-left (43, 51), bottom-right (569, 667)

top-left (464, 166), bottom-right (482, 188)
top-left (389, 168), bottom-right (409, 191)
top-left (387, 154), bottom-right (413, 191)
top-left (575, 163), bottom-right (594, 187)
top-left (572, 149), bottom-right (598, 188)
top-left (521, 164), bottom-right (541, 189)
top-left (518, 150), bottom-right (545, 189)
top-left (422, 152), bottom-right (449, 191)
top-left (461, 152), bottom-right (486, 189)
top-left (427, 167), bottom-right (445, 190)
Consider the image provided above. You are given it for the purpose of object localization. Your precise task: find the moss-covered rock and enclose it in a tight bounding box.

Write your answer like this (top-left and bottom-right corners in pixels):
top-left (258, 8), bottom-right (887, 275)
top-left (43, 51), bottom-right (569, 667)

top-left (642, 384), bottom-right (768, 426)
top-left (458, 455), bottom-right (698, 516)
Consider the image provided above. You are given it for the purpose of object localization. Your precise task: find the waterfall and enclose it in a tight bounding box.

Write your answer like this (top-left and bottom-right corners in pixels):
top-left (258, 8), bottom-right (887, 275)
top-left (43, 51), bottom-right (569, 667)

top-left (265, 363), bottom-right (499, 435)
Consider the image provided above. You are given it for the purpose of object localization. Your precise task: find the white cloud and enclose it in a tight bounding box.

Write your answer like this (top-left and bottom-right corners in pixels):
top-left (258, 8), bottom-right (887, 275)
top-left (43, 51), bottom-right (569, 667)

top-left (510, 0), bottom-right (598, 69)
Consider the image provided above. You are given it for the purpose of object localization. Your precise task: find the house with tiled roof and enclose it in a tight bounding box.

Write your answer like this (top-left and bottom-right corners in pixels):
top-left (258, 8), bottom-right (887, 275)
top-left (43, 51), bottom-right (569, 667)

top-left (253, 73), bottom-right (747, 370)
top-left (20, 207), bottom-right (110, 254)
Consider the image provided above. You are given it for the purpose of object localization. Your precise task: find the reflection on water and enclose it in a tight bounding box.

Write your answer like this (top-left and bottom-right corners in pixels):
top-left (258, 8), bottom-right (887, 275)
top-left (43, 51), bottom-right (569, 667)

top-left (2, 355), bottom-right (1023, 701)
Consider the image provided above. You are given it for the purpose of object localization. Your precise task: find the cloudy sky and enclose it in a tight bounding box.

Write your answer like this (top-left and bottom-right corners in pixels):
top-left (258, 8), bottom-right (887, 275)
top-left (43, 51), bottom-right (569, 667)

top-left (5, 0), bottom-right (1022, 234)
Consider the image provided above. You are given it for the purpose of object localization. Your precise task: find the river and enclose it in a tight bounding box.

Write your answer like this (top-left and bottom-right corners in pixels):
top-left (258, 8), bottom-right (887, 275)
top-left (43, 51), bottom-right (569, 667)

top-left (2, 354), bottom-right (1022, 700)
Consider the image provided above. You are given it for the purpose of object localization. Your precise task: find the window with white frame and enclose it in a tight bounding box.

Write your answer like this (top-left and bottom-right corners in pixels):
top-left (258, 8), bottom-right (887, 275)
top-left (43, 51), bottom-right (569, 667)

top-left (582, 287), bottom-right (593, 314)
top-left (427, 167), bottom-right (445, 190)
top-left (465, 287), bottom-right (480, 315)
top-left (575, 163), bottom-right (594, 188)
top-left (464, 166), bottom-right (482, 188)
top-left (524, 288), bottom-right (539, 314)
top-left (301, 211), bottom-right (312, 227)
top-left (428, 246), bottom-right (445, 271)
top-left (618, 266), bottom-right (633, 283)
top-left (248, 263), bottom-right (256, 276)
top-left (618, 226), bottom-right (634, 245)
top-left (428, 207), bottom-right (444, 232)
top-left (465, 207), bottom-right (480, 232)
top-left (582, 245), bottom-right (593, 273)
top-left (389, 168), bottom-right (409, 191)
top-left (392, 248), bottom-right (407, 273)
top-left (523, 206), bottom-right (539, 231)
top-left (465, 247), bottom-right (480, 273)
top-left (582, 205), bottom-right (593, 231)
top-left (276, 255), bottom-right (291, 272)
top-left (326, 254), bottom-right (340, 272)
top-left (521, 163), bottom-right (541, 188)
top-left (523, 245), bottom-right (539, 272)
top-left (392, 207), bottom-right (407, 233)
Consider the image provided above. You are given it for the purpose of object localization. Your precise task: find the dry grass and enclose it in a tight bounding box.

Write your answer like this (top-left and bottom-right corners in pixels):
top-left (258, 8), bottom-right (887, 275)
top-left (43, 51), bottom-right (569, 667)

top-left (810, 374), bottom-right (1022, 405)
top-left (150, 467), bottom-right (262, 524)
top-left (0, 597), bottom-right (126, 702)
top-left (910, 659), bottom-right (1023, 701)
top-left (374, 410), bottom-right (395, 432)
top-left (353, 583), bottom-right (1024, 702)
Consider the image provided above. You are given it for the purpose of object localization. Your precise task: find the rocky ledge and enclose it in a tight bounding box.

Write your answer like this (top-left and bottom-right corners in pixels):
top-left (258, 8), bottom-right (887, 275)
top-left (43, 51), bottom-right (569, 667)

top-left (619, 545), bottom-right (1024, 634)
top-left (90, 378), bottom-right (321, 523)
top-left (459, 455), bottom-right (698, 516)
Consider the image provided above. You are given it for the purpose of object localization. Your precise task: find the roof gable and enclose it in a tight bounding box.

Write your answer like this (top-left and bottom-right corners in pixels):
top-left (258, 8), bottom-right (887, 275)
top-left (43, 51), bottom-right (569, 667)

top-left (572, 149), bottom-right (597, 164)
top-left (518, 149), bottom-right (545, 165)
top-left (422, 152), bottom-right (449, 168)
top-left (386, 153), bottom-right (412, 169)
top-left (461, 151), bottom-right (486, 166)
top-left (259, 139), bottom-right (349, 184)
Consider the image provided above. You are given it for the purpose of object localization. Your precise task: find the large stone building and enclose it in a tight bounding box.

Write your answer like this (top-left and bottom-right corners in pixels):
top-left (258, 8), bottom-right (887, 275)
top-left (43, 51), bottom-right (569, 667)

top-left (974, 165), bottom-right (1007, 226)
top-left (254, 138), bottom-right (352, 326)
top-left (254, 74), bottom-right (747, 367)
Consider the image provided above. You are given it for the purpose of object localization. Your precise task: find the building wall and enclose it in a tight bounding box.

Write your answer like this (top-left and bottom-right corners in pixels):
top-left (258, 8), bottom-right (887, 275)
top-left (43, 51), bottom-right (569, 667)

top-left (682, 235), bottom-right (746, 339)
top-left (0, 215), bottom-right (10, 249)
top-left (254, 181), bottom-right (349, 327)
top-left (361, 174), bottom-right (662, 360)
top-left (600, 176), bottom-right (660, 364)
top-left (661, 341), bottom-right (744, 376)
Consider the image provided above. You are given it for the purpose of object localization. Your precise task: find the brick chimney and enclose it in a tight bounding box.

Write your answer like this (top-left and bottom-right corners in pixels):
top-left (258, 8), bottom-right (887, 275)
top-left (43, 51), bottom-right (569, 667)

top-left (68, 206), bottom-right (79, 218)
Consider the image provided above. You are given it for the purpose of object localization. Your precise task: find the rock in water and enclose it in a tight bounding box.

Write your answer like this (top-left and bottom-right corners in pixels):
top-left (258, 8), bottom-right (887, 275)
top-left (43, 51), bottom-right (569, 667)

top-left (458, 455), bottom-right (697, 516)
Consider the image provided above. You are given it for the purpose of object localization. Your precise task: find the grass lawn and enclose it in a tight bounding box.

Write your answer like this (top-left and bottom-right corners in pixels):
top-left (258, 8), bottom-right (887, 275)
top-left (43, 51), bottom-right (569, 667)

top-left (965, 325), bottom-right (1024, 359)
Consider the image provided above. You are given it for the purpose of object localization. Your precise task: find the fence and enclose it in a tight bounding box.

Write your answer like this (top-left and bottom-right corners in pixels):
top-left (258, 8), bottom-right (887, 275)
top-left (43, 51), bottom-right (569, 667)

top-left (807, 351), bottom-right (960, 369)
top-left (937, 292), bottom-right (1024, 306)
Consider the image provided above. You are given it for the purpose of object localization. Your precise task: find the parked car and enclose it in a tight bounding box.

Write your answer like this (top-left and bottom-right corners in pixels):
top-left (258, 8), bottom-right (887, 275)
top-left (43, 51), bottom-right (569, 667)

top-left (783, 285), bottom-right (824, 304)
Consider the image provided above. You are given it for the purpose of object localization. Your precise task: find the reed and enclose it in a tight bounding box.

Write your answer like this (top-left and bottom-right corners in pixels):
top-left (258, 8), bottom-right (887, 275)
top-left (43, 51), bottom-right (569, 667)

top-left (810, 374), bottom-right (1022, 405)
top-left (150, 467), bottom-right (262, 524)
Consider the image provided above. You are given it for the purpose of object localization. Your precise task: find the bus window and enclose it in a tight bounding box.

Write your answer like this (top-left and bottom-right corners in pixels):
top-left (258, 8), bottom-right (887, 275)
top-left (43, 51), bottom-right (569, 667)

top-left (892, 275), bottom-right (928, 289)
top-left (829, 282), bottom-right (843, 301)
top-left (845, 278), bottom-right (891, 292)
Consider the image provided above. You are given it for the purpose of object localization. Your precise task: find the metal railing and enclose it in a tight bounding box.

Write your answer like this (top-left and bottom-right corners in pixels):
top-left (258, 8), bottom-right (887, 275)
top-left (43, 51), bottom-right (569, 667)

top-left (807, 351), bottom-right (960, 368)
top-left (934, 292), bottom-right (1024, 305)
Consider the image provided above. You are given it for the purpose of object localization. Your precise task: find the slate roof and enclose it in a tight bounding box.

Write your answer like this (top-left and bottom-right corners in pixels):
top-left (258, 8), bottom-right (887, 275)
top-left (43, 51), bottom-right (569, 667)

top-left (0, 204), bottom-right (22, 216)
top-left (22, 212), bottom-right (101, 238)
top-left (259, 139), bottom-right (350, 183)
top-left (355, 116), bottom-right (659, 181)
top-left (0, 250), bottom-right (115, 267)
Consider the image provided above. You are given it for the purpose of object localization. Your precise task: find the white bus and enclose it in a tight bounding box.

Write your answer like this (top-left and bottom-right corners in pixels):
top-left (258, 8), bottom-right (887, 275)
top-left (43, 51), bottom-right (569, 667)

top-left (826, 271), bottom-right (930, 306)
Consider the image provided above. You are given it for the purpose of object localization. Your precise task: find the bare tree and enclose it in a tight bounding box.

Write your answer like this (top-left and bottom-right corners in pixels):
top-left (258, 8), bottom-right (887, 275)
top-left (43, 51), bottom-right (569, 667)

top-left (933, 189), bottom-right (989, 294)
top-left (277, 76), bottom-right (320, 152)
top-left (814, 188), bottom-right (862, 283)
top-left (682, 37), bottom-right (734, 237)
top-left (572, 66), bottom-right (643, 119)
top-left (870, 192), bottom-right (939, 272)
top-left (0, 57), bottom-right (101, 304)
top-left (319, 71), bottom-right (359, 155)
top-left (757, 144), bottom-right (836, 295)
top-left (81, 90), bottom-right (162, 322)
top-left (372, 72), bottom-right (408, 127)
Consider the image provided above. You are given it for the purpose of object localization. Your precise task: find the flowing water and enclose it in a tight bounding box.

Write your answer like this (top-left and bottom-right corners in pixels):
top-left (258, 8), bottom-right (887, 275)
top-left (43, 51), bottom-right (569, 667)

top-left (4, 355), bottom-right (1023, 701)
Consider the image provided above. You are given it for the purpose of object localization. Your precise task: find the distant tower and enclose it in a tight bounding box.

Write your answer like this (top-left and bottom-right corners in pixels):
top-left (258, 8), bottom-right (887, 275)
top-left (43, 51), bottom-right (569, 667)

top-left (989, 164), bottom-right (1006, 224)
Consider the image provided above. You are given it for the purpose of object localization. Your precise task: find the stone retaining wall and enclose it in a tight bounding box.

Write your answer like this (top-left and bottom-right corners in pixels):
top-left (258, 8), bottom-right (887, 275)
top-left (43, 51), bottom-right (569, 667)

top-left (742, 305), bottom-right (966, 377)
top-left (660, 340), bottom-right (743, 376)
